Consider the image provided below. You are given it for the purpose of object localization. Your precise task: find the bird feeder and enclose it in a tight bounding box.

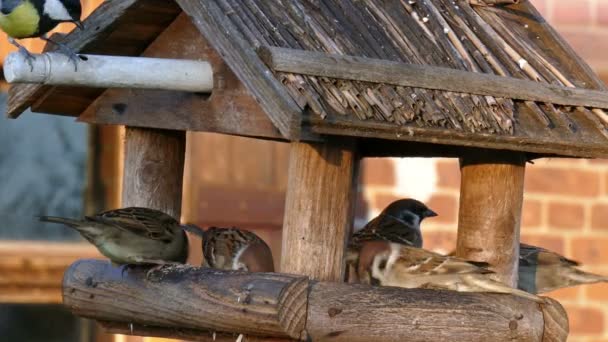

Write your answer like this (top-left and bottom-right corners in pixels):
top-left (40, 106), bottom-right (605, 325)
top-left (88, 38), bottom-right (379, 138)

top-left (7, 0), bottom-right (608, 340)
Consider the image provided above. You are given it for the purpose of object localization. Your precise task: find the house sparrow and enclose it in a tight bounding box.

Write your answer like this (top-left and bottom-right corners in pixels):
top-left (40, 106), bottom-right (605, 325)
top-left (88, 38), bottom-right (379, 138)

top-left (187, 226), bottom-right (274, 273)
top-left (360, 241), bottom-right (544, 303)
top-left (345, 199), bottom-right (437, 282)
top-left (519, 243), bottom-right (608, 294)
top-left (39, 207), bottom-right (188, 266)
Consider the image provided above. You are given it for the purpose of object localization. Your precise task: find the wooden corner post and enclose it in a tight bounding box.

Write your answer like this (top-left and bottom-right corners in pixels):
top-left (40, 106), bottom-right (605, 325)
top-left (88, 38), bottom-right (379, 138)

top-left (456, 152), bottom-right (526, 287)
top-left (281, 139), bottom-right (359, 282)
top-left (122, 127), bottom-right (186, 218)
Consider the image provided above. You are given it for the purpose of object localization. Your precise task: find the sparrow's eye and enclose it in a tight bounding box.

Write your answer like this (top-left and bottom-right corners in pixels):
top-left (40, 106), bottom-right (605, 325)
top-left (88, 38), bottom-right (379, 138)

top-left (378, 259), bottom-right (387, 271)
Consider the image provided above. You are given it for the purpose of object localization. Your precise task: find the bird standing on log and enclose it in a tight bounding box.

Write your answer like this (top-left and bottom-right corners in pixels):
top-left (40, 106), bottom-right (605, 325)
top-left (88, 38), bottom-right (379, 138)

top-left (183, 225), bottom-right (275, 273)
top-left (39, 207), bottom-right (189, 266)
top-left (359, 241), bottom-right (544, 303)
top-left (345, 198), bottom-right (437, 282)
top-left (0, 0), bottom-right (83, 69)
top-left (361, 197), bottom-right (608, 294)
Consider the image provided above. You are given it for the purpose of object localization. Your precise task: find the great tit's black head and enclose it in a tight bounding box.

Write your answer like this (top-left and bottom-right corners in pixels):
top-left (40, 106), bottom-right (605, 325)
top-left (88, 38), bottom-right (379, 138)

top-left (61, 0), bottom-right (82, 21)
top-left (382, 198), bottom-right (437, 225)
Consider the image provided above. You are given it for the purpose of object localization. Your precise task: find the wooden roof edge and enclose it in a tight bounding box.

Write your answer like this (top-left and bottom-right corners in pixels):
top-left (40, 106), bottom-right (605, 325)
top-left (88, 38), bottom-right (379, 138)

top-left (175, 0), bottom-right (304, 141)
top-left (309, 118), bottom-right (608, 159)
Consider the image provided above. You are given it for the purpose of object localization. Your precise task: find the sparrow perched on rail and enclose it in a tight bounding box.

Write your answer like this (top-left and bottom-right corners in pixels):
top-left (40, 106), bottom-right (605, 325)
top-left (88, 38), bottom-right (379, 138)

top-left (0, 0), bottom-right (84, 70)
top-left (39, 207), bottom-right (189, 266)
top-left (360, 241), bottom-right (544, 303)
top-left (345, 198), bottom-right (437, 282)
top-left (518, 243), bottom-right (608, 294)
top-left (183, 225), bottom-right (275, 272)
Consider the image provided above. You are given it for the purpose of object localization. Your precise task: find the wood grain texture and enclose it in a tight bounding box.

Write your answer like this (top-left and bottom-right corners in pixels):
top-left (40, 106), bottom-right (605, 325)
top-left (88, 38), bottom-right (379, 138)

top-left (456, 152), bottom-right (526, 287)
top-left (78, 14), bottom-right (284, 141)
top-left (281, 139), bottom-right (358, 281)
top-left (122, 127), bottom-right (185, 219)
top-left (63, 259), bottom-right (567, 342)
top-left (260, 46), bottom-right (608, 110)
top-left (175, 0), bottom-right (303, 140)
top-left (8, 0), bottom-right (181, 118)
top-left (540, 298), bottom-right (569, 342)
top-left (63, 260), bottom-right (308, 339)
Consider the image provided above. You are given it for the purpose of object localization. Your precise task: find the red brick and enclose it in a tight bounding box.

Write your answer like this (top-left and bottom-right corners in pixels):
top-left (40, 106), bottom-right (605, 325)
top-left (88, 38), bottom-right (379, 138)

top-left (362, 158), bottom-right (395, 186)
top-left (571, 237), bottom-right (608, 265)
top-left (591, 204), bottom-right (608, 230)
top-left (423, 230), bottom-right (457, 255)
top-left (564, 306), bottom-right (604, 335)
top-left (426, 194), bottom-right (458, 224)
top-left (546, 286), bottom-right (581, 301)
top-left (525, 167), bottom-right (600, 198)
top-left (586, 283), bottom-right (608, 301)
top-left (598, 0), bottom-right (608, 26)
top-left (521, 199), bottom-right (542, 228)
top-left (520, 234), bottom-right (565, 255)
top-left (436, 160), bottom-right (460, 189)
top-left (561, 30), bottom-right (608, 70)
top-left (605, 172), bottom-right (608, 195)
top-left (551, 0), bottom-right (592, 26)
top-left (547, 202), bottom-right (585, 230)
top-left (589, 159), bottom-right (608, 166)
top-left (372, 194), bottom-right (401, 213)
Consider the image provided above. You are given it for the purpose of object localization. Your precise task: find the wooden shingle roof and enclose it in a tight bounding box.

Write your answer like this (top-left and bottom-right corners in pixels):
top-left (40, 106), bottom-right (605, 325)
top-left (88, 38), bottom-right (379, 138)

top-left (7, 0), bottom-right (608, 158)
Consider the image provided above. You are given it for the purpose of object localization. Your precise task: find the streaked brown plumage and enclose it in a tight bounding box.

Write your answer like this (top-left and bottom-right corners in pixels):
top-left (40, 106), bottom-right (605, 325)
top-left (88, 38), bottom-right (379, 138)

top-left (346, 198), bottom-right (436, 282)
top-left (519, 243), bottom-right (608, 294)
top-left (39, 207), bottom-right (188, 265)
top-left (361, 241), bottom-right (544, 303)
top-left (201, 227), bottom-right (274, 273)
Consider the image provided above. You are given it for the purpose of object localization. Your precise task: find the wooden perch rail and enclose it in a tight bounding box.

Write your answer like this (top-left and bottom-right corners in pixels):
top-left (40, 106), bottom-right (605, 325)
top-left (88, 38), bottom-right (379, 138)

top-left (4, 52), bottom-right (213, 93)
top-left (63, 259), bottom-right (568, 342)
top-left (258, 46), bottom-right (608, 110)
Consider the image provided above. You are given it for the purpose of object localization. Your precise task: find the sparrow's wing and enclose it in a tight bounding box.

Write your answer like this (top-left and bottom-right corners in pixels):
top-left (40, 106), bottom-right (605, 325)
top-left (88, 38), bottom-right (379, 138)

top-left (87, 207), bottom-right (178, 243)
top-left (350, 214), bottom-right (422, 248)
top-left (395, 246), bottom-right (492, 276)
top-left (519, 243), bottom-right (580, 267)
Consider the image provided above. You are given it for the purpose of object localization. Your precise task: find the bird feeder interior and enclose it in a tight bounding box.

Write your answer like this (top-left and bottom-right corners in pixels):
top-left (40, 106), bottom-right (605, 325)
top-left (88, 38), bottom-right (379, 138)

top-left (6, 0), bottom-right (608, 341)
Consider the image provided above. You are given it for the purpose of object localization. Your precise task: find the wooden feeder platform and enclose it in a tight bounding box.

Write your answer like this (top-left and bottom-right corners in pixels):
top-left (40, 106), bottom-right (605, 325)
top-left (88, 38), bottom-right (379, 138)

top-left (6, 0), bottom-right (605, 341)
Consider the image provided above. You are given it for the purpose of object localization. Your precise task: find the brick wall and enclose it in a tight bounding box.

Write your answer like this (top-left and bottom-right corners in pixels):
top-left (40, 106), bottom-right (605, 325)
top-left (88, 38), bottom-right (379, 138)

top-left (361, 4), bottom-right (608, 341)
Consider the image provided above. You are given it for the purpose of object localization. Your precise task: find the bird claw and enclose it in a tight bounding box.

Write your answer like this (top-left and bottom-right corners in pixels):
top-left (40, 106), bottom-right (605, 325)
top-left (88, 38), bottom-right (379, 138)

top-left (18, 47), bottom-right (36, 72)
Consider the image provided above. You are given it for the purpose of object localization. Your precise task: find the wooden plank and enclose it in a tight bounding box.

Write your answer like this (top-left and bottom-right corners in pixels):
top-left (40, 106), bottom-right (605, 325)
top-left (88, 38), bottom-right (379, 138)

top-left (78, 14), bottom-right (283, 140)
top-left (175, 0), bottom-right (304, 140)
top-left (281, 140), bottom-right (358, 281)
top-left (122, 127), bottom-right (185, 218)
top-left (63, 259), bottom-right (569, 342)
top-left (8, 0), bottom-right (182, 118)
top-left (456, 152), bottom-right (526, 287)
top-left (259, 46), bottom-right (608, 109)
top-left (308, 113), bottom-right (608, 159)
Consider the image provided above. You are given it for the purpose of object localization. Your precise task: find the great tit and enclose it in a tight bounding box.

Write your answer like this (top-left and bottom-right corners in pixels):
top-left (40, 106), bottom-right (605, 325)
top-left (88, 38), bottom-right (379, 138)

top-left (0, 0), bottom-right (84, 70)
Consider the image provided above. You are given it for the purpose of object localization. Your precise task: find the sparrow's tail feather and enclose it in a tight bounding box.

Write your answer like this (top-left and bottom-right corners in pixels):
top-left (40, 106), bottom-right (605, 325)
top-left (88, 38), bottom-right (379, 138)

top-left (464, 275), bottom-right (545, 303)
top-left (38, 216), bottom-right (84, 228)
top-left (567, 268), bottom-right (608, 285)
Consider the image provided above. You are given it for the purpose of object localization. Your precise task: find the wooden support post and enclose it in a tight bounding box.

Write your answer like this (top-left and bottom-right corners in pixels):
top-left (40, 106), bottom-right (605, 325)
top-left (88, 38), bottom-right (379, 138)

top-left (63, 260), bottom-right (568, 342)
top-left (122, 127), bottom-right (186, 218)
top-left (281, 140), bottom-right (358, 281)
top-left (456, 152), bottom-right (526, 287)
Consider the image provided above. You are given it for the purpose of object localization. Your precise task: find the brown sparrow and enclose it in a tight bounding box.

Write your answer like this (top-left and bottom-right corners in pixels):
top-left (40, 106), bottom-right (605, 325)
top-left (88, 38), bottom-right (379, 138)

top-left (39, 207), bottom-right (188, 265)
top-left (519, 243), bottom-right (608, 294)
top-left (199, 226), bottom-right (275, 273)
top-left (360, 241), bottom-right (544, 303)
top-left (345, 199), bottom-right (437, 282)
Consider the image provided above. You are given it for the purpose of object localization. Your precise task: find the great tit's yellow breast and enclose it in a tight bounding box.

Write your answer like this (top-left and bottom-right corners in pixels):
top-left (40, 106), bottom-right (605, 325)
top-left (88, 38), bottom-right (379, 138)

top-left (0, 2), bottom-right (40, 39)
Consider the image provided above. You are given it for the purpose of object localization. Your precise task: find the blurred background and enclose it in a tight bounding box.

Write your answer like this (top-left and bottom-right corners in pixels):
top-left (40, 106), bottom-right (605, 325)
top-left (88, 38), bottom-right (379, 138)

top-left (0, 0), bottom-right (607, 341)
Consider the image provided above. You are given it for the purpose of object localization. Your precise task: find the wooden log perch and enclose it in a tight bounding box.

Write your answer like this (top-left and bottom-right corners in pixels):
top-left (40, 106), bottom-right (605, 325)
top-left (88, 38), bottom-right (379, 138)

top-left (4, 52), bottom-right (213, 92)
top-left (63, 259), bottom-right (568, 342)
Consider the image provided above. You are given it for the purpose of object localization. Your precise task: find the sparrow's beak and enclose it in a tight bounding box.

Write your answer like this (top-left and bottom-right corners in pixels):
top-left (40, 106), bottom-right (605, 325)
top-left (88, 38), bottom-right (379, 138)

top-left (424, 209), bottom-right (438, 218)
top-left (73, 20), bottom-right (84, 30)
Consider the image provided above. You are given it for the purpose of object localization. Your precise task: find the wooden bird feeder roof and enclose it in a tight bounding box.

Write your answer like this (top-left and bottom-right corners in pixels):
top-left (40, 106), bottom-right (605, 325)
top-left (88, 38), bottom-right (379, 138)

top-left (6, 0), bottom-right (608, 158)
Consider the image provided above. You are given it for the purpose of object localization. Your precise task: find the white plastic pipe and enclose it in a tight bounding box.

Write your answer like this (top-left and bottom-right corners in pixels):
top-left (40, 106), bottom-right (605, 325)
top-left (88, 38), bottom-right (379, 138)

top-left (4, 52), bottom-right (214, 93)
